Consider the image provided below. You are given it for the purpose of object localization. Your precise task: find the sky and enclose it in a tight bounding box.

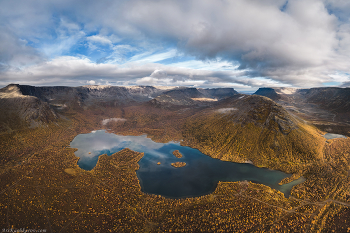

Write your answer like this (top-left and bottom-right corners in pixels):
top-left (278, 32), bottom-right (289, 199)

top-left (0, 0), bottom-right (350, 92)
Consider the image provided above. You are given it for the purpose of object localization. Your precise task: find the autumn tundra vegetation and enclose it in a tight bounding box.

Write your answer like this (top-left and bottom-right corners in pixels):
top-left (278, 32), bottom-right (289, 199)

top-left (172, 150), bottom-right (183, 158)
top-left (170, 162), bottom-right (186, 168)
top-left (0, 85), bottom-right (349, 232)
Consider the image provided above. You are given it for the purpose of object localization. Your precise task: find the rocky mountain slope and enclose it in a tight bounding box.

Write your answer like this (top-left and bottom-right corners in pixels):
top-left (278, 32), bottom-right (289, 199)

top-left (13, 84), bottom-right (174, 107)
top-left (299, 87), bottom-right (350, 116)
top-left (0, 85), bottom-right (57, 132)
top-left (182, 94), bottom-right (325, 173)
top-left (253, 87), bottom-right (281, 101)
top-left (254, 87), bottom-right (350, 119)
top-left (254, 87), bottom-right (350, 136)
top-left (150, 87), bottom-right (238, 108)
top-left (0, 84), bottom-right (239, 131)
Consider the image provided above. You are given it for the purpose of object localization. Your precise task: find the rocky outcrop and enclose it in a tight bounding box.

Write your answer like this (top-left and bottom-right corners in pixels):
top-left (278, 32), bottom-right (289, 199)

top-left (0, 84), bottom-right (57, 132)
top-left (215, 95), bottom-right (297, 134)
top-left (151, 87), bottom-right (239, 108)
top-left (299, 87), bottom-right (350, 114)
top-left (254, 87), bottom-right (350, 124)
top-left (198, 88), bottom-right (239, 100)
top-left (253, 88), bottom-right (280, 101)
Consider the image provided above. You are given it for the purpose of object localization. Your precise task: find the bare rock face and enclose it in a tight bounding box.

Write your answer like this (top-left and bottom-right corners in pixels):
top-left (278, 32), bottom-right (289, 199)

top-left (254, 88), bottom-right (280, 101)
top-left (266, 105), bottom-right (297, 135)
top-left (215, 95), bottom-right (297, 134)
top-left (151, 87), bottom-right (238, 108)
top-left (8, 84), bottom-right (176, 108)
top-left (254, 87), bottom-right (350, 115)
top-left (198, 88), bottom-right (239, 100)
top-left (254, 87), bottom-right (350, 125)
top-left (299, 87), bottom-right (350, 114)
top-left (0, 84), bottom-right (57, 132)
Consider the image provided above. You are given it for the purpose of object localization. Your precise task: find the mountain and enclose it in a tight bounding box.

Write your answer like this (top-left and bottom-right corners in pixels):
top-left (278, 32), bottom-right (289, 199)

top-left (182, 94), bottom-right (324, 173)
top-left (253, 87), bottom-right (281, 101)
top-left (299, 87), bottom-right (350, 117)
top-left (197, 87), bottom-right (239, 99)
top-left (0, 84), bottom-right (240, 131)
top-left (150, 87), bottom-right (238, 108)
top-left (0, 84), bottom-right (177, 132)
top-left (0, 84), bottom-right (57, 132)
top-left (11, 84), bottom-right (174, 107)
top-left (254, 87), bottom-right (350, 136)
top-left (254, 87), bottom-right (350, 117)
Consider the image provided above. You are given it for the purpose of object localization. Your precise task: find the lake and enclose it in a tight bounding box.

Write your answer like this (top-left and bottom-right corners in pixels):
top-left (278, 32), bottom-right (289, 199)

top-left (70, 130), bottom-right (304, 198)
top-left (323, 133), bottom-right (347, 140)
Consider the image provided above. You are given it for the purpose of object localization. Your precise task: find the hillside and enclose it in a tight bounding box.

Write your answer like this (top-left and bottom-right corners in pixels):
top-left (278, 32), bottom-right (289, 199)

top-left (253, 87), bottom-right (281, 101)
top-left (182, 95), bottom-right (325, 173)
top-left (11, 84), bottom-right (174, 107)
top-left (0, 84), bottom-right (178, 132)
top-left (0, 84), bottom-right (57, 132)
top-left (254, 87), bottom-right (350, 120)
top-left (254, 87), bottom-right (350, 136)
top-left (299, 87), bottom-right (350, 118)
top-left (150, 87), bottom-right (238, 108)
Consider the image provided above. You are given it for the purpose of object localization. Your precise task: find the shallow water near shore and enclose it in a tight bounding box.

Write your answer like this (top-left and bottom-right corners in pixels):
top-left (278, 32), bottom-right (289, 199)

top-left (323, 133), bottom-right (346, 140)
top-left (70, 130), bottom-right (304, 198)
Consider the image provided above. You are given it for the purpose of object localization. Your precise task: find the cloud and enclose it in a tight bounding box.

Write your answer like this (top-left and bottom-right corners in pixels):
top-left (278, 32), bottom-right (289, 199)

top-left (0, 26), bottom-right (43, 69)
top-left (0, 0), bottom-right (350, 90)
top-left (129, 0), bottom-right (340, 85)
top-left (128, 49), bottom-right (178, 64)
top-left (100, 0), bottom-right (349, 86)
top-left (150, 69), bottom-right (167, 78)
top-left (87, 35), bottom-right (112, 45)
top-left (0, 56), bottom-right (268, 90)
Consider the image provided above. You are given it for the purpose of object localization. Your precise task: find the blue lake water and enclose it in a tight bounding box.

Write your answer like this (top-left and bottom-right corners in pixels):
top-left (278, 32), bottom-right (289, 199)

top-left (323, 133), bottom-right (346, 140)
top-left (70, 130), bottom-right (304, 198)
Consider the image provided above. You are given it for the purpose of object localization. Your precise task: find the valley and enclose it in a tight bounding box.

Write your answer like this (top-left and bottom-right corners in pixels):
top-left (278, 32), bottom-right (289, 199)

top-left (0, 84), bottom-right (349, 232)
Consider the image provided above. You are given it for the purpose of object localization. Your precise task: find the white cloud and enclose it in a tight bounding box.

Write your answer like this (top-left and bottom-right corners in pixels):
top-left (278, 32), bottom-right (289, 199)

top-left (0, 27), bottom-right (43, 69)
top-left (135, 77), bottom-right (158, 85)
top-left (87, 35), bottom-right (112, 45)
top-left (150, 69), bottom-right (167, 78)
top-left (128, 49), bottom-right (178, 64)
top-left (0, 56), bottom-right (256, 90)
top-left (40, 18), bottom-right (86, 58)
top-left (169, 59), bottom-right (238, 71)
top-left (1, 0), bottom-right (350, 89)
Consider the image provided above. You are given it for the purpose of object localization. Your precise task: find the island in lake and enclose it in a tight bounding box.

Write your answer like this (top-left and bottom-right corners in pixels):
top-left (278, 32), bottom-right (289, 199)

top-left (171, 162), bottom-right (186, 168)
top-left (172, 150), bottom-right (183, 158)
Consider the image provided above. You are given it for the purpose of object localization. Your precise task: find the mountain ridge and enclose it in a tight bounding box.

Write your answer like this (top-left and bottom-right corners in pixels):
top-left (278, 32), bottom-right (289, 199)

top-left (254, 86), bottom-right (350, 136)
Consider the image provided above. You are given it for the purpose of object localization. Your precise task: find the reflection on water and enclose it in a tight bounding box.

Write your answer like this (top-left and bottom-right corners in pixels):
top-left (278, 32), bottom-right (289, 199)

top-left (70, 130), bottom-right (304, 198)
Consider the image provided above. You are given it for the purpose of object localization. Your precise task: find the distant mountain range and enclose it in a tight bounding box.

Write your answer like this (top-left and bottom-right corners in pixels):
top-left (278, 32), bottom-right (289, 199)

top-left (253, 87), bottom-right (350, 135)
top-left (0, 84), bottom-right (239, 132)
top-left (1, 84), bottom-right (349, 136)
